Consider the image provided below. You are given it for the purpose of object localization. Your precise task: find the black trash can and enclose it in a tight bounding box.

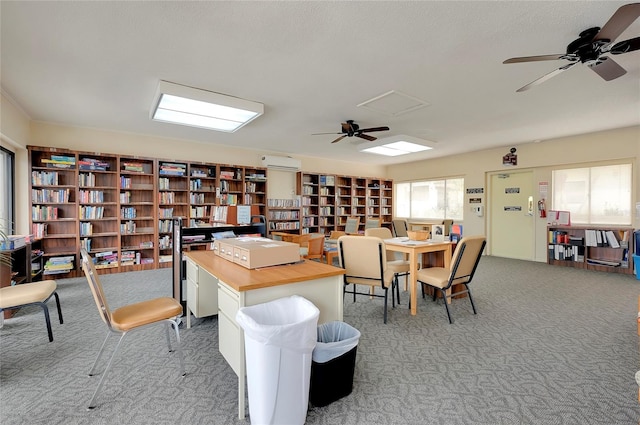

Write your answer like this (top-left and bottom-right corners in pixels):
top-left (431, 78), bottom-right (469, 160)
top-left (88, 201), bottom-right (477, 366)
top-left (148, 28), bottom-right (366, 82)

top-left (309, 321), bottom-right (360, 407)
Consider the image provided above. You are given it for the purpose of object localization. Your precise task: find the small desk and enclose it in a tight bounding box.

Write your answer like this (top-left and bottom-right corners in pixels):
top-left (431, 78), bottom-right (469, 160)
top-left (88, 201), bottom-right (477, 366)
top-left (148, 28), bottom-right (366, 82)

top-left (384, 238), bottom-right (453, 316)
top-left (184, 251), bottom-right (344, 420)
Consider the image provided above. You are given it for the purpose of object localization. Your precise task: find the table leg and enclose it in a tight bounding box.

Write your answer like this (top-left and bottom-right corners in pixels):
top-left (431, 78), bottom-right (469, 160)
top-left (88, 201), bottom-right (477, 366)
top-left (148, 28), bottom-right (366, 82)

top-left (410, 252), bottom-right (418, 315)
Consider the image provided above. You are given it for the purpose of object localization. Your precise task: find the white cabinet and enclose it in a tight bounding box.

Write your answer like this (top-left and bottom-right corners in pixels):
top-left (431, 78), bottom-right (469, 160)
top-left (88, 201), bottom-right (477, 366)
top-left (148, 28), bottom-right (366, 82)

top-left (185, 256), bottom-right (219, 328)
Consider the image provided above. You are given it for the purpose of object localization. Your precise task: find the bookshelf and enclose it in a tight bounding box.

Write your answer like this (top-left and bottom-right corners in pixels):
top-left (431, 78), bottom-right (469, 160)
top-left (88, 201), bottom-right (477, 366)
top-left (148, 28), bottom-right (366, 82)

top-left (547, 225), bottom-right (634, 275)
top-left (297, 172), bottom-right (394, 235)
top-left (78, 153), bottom-right (119, 272)
top-left (158, 161), bottom-right (188, 267)
top-left (120, 156), bottom-right (156, 271)
top-left (243, 167), bottom-right (268, 218)
top-left (188, 163), bottom-right (217, 227)
top-left (318, 175), bottom-right (336, 235)
top-left (267, 198), bottom-right (301, 234)
top-left (298, 173), bottom-right (319, 234)
top-left (335, 175), bottom-right (353, 232)
top-left (28, 146), bottom-right (271, 276)
top-left (29, 148), bottom-right (78, 276)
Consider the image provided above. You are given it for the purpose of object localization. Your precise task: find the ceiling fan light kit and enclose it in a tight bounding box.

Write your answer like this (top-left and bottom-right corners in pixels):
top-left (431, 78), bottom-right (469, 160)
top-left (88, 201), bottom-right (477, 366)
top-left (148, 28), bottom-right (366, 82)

top-left (504, 2), bottom-right (640, 92)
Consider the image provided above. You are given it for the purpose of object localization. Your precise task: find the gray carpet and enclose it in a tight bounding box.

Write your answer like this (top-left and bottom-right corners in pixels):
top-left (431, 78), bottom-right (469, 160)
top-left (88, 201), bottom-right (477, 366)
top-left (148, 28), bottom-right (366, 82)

top-left (1, 256), bottom-right (639, 424)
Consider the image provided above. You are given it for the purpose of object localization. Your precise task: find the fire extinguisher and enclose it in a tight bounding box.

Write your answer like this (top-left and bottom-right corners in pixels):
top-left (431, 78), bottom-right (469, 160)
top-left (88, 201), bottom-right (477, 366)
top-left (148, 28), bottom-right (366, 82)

top-left (538, 199), bottom-right (546, 218)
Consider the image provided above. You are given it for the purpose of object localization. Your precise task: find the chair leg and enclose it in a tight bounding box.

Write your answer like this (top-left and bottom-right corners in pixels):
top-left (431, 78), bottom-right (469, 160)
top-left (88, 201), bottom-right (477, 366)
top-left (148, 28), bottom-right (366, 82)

top-left (391, 281), bottom-right (396, 308)
top-left (38, 302), bottom-right (54, 342)
top-left (383, 288), bottom-right (388, 324)
top-left (396, 275), bottom-right (401, 305)
top-left (440, 288), bottom-right (453, 324)
top-left (466, 285), bottom-right (477, 315)
top-left (88, 332), bottom-right (128, 409)
top-left (164, 322), bottom-right (174, 352)
top-left (89, 331), bottom-right (112, 376)
top-left (53, 292), bottom-right (63, 324)
top-left (169, 319), bottom-right (186, 377)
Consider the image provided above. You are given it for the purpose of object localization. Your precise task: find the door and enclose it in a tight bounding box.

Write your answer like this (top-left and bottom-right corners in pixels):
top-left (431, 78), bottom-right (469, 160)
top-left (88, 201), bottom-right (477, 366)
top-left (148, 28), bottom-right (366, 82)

top-left (489, 171), bottom-right (534, 260)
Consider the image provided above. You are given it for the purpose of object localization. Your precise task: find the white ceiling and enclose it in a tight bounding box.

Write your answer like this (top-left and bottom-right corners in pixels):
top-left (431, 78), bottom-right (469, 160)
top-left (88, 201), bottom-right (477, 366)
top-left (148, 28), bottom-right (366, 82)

top-left (2, 1), bottom-right (639, 165)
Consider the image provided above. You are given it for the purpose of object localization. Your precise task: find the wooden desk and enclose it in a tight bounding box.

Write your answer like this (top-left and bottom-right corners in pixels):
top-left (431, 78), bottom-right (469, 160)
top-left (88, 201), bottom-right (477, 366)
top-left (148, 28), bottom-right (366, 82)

top-left (184, 251), bottom-right (345, 420)
top-left (384, 238), bottom-right (453, 316)
top-left (270, 231), bottom-right (306, 244)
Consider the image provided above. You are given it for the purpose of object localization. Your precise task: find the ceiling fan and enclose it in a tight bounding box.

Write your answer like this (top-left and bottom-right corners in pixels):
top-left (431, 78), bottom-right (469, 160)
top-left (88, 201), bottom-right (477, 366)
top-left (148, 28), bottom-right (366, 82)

top-left (312, 120), bottom-right (390, 144)
top-left (503, 2), bottom-right (640, 92)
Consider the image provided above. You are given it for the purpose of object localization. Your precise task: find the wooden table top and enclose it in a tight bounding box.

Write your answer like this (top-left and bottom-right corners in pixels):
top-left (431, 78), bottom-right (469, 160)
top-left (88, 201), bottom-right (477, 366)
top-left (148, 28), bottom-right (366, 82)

top-left (185, 250), bottom-right (345, 292)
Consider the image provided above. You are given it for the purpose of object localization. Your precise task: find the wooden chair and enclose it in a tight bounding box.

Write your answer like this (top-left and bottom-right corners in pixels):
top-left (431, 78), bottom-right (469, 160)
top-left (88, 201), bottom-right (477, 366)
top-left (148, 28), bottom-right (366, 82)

top-left (80, 248), bottom-right (185, 409)
top-left (0, 280), bottom-right (63, 342)
top-left (416, 235), bottom-right (486, 324)
top-left (338, 235), bottom-right (395, 323)
top-left (302, 233), bottom-right (325, 261)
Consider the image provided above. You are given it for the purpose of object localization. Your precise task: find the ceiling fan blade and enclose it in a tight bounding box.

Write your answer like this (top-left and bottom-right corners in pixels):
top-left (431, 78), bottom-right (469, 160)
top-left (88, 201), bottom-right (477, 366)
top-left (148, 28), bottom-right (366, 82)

top-left (331, 135), bottom-right (347, 144)
top-left (356, 133), bottom-right (376, 142)
top-left (503, 54), bottom-right (566, 64)
top-left (515, 62), bottom-right (578, 92)
top-left (594, 3), bottom-right (640, 43)
top-left (358, 126), bottom-right (390, 133)
top-left (588, 56), bottom-right (626, 81)
top-left (610, 36), bottom-right (640, 54)
top-left (312, 132), bottom-right (342, 135)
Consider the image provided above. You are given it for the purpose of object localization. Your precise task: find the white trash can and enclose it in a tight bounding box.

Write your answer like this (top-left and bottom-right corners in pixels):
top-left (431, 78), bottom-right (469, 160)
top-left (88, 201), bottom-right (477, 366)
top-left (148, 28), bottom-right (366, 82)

top-left (236, 295), bottom-right (320, 425)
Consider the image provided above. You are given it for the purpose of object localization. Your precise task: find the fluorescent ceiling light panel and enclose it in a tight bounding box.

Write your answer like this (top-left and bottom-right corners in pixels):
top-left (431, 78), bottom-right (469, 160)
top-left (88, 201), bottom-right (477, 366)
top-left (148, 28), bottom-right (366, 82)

top-left (359, 135), bottom-right (434, 157)
top-left (357, 90), bottom-right (430, 117)
top-left (150, 81), bottom-right (263, 132)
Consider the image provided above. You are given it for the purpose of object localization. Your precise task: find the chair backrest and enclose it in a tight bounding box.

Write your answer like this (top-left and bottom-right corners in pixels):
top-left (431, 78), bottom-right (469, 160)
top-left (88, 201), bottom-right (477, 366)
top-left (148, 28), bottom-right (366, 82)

top-left (338, 235), bottom-right (387, 286)
top-left (392, 219), bottom-right (408, 237)
top-left (80, 248), bottom-right (114, 330)
top-left (364, 218), bottom-right (380, 229)
top-left (364, 227), bottom-right (396, 261)
top-left (304, 233), bottom-right (325, 259)
top-left (344, 217), bottom-right (361, 234)
top-left (448, 235), bottom-right (486, 286)
top-left (442, 219), bottom-right (453, 236)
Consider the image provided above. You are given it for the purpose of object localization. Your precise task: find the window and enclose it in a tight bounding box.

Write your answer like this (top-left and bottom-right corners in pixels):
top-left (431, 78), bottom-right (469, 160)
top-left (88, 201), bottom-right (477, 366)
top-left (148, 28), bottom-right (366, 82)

top-left (0, 147), bottom-right (15, 234)
top-left (552, 163), bottom-right (632, 225)
top-left (395, 178), bottom-right (464, 220)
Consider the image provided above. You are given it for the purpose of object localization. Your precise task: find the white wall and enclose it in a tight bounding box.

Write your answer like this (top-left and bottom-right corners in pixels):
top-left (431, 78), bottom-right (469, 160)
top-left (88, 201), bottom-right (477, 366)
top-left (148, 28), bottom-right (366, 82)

top-left (0, 92), bottom-right (31, 234)
top-left (387, 126), bottom-right (640, 261)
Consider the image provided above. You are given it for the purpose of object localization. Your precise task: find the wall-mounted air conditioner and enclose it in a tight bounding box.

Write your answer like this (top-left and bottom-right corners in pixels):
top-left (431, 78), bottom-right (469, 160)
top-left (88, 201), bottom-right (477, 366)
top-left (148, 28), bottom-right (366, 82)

top-left (260, 155), bottom-right (301, 172)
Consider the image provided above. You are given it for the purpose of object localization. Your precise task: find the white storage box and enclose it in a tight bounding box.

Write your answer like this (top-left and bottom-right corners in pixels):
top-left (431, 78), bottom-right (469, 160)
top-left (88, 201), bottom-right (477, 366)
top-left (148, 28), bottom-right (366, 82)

top-left (218, 237), bottom-right (300, 269)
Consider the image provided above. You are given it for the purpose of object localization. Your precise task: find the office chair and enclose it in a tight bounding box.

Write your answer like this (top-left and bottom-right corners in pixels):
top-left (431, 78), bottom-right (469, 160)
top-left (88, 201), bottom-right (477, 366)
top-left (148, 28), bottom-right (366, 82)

top-left (338, 235), bottom-right (395, 323)
top-left (364, 227), bottom-right (410, 305)
top-left (416, 235), bottom-right (486, 324)
top-left (0, 280), bottom-right (63, 342)
top-left (80, 248), bottom-right (185, 409)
